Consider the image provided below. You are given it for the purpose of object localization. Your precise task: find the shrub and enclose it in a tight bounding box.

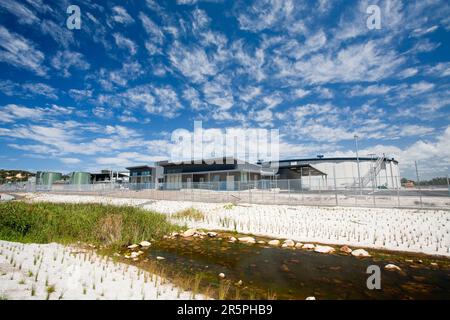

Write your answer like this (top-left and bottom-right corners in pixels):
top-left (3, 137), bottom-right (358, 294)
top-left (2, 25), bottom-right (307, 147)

top-left (0, 202), bottom-right (179, 247)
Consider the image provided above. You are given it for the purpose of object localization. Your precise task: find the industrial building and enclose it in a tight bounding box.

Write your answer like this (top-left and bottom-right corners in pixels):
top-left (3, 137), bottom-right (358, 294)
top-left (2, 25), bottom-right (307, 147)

top-left (126, 155), bottom-right (400, 190)
top-left (35, 170), bottom-right (129, 186)
top-left (263, 157), bottom-right (400, 189)
top-left (127, 157), bottom-right (275, 190)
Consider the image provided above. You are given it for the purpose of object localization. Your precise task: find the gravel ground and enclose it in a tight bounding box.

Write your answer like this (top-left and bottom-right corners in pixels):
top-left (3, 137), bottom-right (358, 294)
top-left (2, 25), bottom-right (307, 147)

top-left (0, 240), bottom-right (204, 300)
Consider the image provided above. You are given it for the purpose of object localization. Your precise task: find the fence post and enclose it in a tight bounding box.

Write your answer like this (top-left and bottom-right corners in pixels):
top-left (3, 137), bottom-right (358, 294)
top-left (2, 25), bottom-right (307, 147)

top-left (288, 179), bottom-right (291, 204)
top-left (415, 161), bottom-right (423, 208)
top-left (372, 165), bottom-right (376, 208)
top-left (447, 174), bottom-right (450, 197)
top-left (333, 165), bottom-right (338, 206)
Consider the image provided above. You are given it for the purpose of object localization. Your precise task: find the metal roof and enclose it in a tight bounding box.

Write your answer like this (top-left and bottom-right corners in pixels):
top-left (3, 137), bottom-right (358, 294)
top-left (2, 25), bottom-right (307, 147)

top-left (265, 157), bottom-right (398, 165)
top-left (125, 165), bottom-right (154, 170)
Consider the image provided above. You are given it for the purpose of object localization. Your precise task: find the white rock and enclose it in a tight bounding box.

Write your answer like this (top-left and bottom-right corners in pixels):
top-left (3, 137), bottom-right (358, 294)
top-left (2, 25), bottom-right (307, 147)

top-left (314, 245), bottom-right (335, 254)
top-left (218, 273), bottom-right (225, 279)
top-left (281, 243), bottom-right (288, 248)
top-left (302, 244), bottom-right (315, 250)
top-left (130, 252), bottom-right (141, 258)
top-left (351, 249), bottom-right (371, 257)
top-left (238, 237), bottom-right (256, 244)
top-left (295, 242), bottom-right (303, 249)
top-left (127, 244), bottom-right (139, 249)
top-left (257, 241), bottom-right (266, 244)
top-left (283, 239), bottom-right (295, 247)
top-left (139, 241), bottom-right (151, 247)
top-left (156, 256), bottom-right (165, 260)
top-left (268, 240), bottom-right (280, 246)
top-left (207, 232), bottom-right (218, 238)
top-left (306, 296), bottom-right (316, 300)
top-left (182, 229), bottom-right (197, 237)
top-left (229, 236), bottom-right (237, 243)
top-left (384, 264), bottom-right (401, 271)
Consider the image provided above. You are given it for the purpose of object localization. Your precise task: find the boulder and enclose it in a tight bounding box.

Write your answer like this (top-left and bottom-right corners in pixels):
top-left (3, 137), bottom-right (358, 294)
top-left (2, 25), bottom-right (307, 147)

top-left (384, 264), bottom-right (401, 271)
top-left (257, 240), bottom-right (266, 244)
top-left (268, 240), bottom-right (280, 246)
top-left (351, 249), bottom-right (371, 257)
top-left (302, 244), bottom-right (315, 250)
top-left (207, 232), bottom-right (218, 238)
top-left (182, 229), bottom-right (197, 237)
top-left (295, 242), bottom-right (303, 249)
top-left (139, 241), bottom-right (151, 247)
top-left (218, 273), bottom-right (226, 279)
top-left (130, 251), bottom-right (142, 259)
top-left (229, 236), bottom-right (237, 243)
top-left (340, 246), bottom-right (352, 254)
top-left (127, 244), bottom-right (139, 249)
top-left (238, 236), bottom-right (256, 244)
top-left (281, 243), bottom-right (288, 248)
top-left (305, 296), bottom-right (316, 300)
top-left (314, 245), bottom-right (336, 254)
top-left (283, 239), bottom-right (295, 247)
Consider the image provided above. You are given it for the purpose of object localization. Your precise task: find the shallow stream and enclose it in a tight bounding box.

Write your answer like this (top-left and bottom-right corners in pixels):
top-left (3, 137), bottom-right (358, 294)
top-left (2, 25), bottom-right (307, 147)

top-left (124, 232), bottom-right (450, 300)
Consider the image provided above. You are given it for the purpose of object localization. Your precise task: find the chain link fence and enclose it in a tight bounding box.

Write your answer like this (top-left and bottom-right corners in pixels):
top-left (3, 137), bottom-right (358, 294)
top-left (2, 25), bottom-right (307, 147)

top-left (2, 177), bottom-right (449, 209)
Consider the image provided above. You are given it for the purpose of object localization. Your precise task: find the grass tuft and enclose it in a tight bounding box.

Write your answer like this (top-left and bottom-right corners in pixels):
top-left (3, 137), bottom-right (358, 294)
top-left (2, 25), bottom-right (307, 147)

top-left (172, 208), bottom-right (205, 221)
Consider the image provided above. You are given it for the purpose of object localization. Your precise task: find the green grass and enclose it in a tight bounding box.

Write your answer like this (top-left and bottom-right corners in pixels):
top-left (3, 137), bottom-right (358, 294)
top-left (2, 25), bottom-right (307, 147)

top-left (0, 201), bottom-right (180, 248)
top-left (171, 208), bottom-right (205, 221)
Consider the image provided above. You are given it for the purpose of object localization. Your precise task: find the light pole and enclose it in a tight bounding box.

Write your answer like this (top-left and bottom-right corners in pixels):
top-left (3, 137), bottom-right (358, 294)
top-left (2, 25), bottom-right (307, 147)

top-left (354, 135), bottom-right (362, 195)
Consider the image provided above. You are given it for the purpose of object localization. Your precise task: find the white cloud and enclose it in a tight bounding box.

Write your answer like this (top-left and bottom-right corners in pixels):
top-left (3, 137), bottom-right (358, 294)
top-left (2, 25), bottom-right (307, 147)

top-left (0, 104), bottom-right (74, 123)
top-left (425, 62), bottom-right (450, 78)
top-left (51, 51), bottom-right (90, 77)
top-left (202, 76), bottom-right (234, 110)
top-left (169, 41), bottom-right (218, 83)
top-left (139, 12), bottom-right (164, 44)
top-left (41, 20), bottom-right (74, 48)
top-left (0, 80), bottom-right (58, 99)
top-left (0, 0), bottom-right (39, 25)
top-left (113, 33), bottom-right (138, 55)
top-left (293, 40), bottom-right (405, 84)
top-left (0, 26), bottom-right (46, 76)
top-left (60, 157), bottom-right (81, 165)
top-left (111, 6), bottom-right (135, 25)
top-left (237, 0), bottom-right (295, 32)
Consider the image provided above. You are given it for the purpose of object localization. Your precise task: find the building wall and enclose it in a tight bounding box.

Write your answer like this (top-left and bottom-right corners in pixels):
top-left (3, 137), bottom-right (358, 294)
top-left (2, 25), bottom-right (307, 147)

top-left (292, 159), bottom-right (400, 189)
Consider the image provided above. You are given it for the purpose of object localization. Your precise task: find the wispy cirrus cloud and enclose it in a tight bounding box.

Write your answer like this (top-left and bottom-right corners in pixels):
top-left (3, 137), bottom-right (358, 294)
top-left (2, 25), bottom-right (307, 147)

top-left (0, 26), bottom-right (46, 76)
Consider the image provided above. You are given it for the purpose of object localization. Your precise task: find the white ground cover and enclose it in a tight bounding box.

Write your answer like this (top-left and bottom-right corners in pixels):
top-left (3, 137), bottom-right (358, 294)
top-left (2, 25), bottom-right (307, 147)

top-left (0, 240), bottom-right (204, 300)
top-left (27, 194), bottom-right (450, 257)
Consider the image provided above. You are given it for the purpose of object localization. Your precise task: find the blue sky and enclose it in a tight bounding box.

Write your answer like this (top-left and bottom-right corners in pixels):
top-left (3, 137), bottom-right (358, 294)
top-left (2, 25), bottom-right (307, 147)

top-left (0, 0), bottom-right (449, 179)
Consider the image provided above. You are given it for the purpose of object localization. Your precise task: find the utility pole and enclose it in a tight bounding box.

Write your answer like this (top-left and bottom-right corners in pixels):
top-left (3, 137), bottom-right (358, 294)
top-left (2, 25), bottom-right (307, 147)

top-left (354, 135), bottom-right (362, 195)
top-left (415, 161), bottom-right (422, 207)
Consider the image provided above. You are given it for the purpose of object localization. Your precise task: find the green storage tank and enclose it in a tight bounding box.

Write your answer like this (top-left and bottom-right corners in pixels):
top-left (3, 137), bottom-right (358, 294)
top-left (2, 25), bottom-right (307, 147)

top-left (70, 172), bottom-right (91, 185)
top-left (40, 172), bottom-right (62, 185)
